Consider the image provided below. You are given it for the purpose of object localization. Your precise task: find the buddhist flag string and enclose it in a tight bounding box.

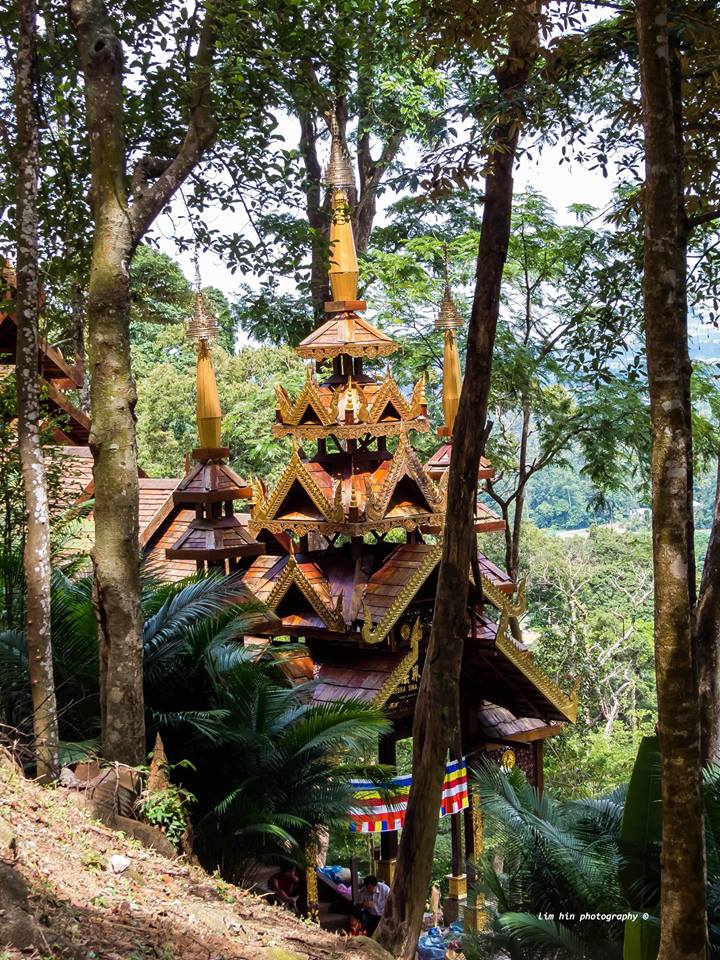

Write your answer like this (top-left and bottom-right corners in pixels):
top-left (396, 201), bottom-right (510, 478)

top-left (349, 758), bottom-right (469, 833)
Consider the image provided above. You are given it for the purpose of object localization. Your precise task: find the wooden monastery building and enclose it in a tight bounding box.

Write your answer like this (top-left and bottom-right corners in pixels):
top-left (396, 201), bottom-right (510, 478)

top-left (0, 130), bottom-right (578, 928)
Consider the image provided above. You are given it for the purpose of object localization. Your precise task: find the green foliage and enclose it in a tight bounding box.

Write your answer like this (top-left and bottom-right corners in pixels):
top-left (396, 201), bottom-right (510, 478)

top-left (469, 743), bottom-right (720, 958)
top-left (140, 782), bottom-right (196, 847)
top-left (135, 343), bottom-right (305, 479)
top-left (470, 763), bottom-right (627, 960)
top-left (618, 736), bottom-right (661, 960)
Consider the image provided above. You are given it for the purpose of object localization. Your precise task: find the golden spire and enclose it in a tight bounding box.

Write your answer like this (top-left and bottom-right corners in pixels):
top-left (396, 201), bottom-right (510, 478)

top-left (435, 251), bottom-right (463, 435)
top-left (328, 190), bottom-right (358, 301)
top-left (324, 113), bottom-right (355, 191)
top-left (187, 255), bottom-right (222, 449)
top-left (324, 114), bottom-right (358, 302)
top-left (434, 248), bottom-right (463, 332)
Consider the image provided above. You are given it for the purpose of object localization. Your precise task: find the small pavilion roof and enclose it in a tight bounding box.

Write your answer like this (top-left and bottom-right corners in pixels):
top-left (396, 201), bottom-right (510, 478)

top-left (425, 442), bottom-right (494, 481)
top-left (296, 311), bottom-right (397, 361)
top-left (464, 613), bottom-right (577, 724)
top-left (173, 460), bottom-right (252, 505)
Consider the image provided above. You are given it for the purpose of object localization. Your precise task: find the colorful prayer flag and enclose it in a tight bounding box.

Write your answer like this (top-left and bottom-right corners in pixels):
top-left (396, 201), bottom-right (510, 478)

top-left (349, 758), bottom-right (468, 833)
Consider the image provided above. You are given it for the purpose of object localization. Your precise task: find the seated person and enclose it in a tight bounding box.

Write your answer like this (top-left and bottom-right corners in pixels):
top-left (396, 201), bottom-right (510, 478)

top-left (346, 912), bottom-right (367, 937)
top-left (357, 874), bottom-right (390, 935)
top-left (269, 864), bottom-right (300, 911)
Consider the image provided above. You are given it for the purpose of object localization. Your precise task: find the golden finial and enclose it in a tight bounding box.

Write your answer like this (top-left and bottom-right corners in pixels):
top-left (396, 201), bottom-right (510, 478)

top-left (187, 255), bottom-right (220, 342)
top-left (435, 249), bottom-right (463, 332)
top-left (324, 113), bottom-right (355, 190)
top-left (434, 249), bottom-right (463, 434)
top-left (328, 189), bottom-right (358, 301)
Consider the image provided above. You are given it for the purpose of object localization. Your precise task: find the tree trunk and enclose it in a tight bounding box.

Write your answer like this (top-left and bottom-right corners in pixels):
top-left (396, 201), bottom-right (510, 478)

top-left (70, 0), bottom-right (218, 765)
top-left (635, 1), bottom-right (708, 957)
top-left (509, 400), bottom-right (530, 583)
top-left (374, 7), bottom-right (540, 957)
top-left (71, 281), bottom-right (89, 411)
top-left (15, 0), bottom-right (60, 780)
top-left (70, 0), bottom-right (144, 765)
top-left (698, 453), bottom-right (720, 763)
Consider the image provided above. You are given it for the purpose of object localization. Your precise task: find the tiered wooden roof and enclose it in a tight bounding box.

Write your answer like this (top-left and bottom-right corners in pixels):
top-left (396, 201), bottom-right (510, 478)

top-left (162, 446), bottom-right (264, 571)
top-left (235, 170), bottom-right (578, 745)
top-left (274, 369), bottom-right (428, 440)
top-left (243, 541), bottom-right (516, 643)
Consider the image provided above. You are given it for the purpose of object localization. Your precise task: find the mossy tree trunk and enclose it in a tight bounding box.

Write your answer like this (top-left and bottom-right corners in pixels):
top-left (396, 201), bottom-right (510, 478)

top-left (635, 0), bottom-right (708, 956)
top-left (68, 0), bottom-right (218, 765)
top-left (374, 5), bottom-right (541, 957)
top-left (15, 0), bottom-right (59, 780)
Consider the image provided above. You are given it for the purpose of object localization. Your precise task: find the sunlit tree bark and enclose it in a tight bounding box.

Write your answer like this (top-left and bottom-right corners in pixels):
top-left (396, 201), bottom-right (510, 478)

top-left (635, 0), bottom-right (708, 956)
top-left (68, 0), bottom-right (218, 764)
top-left (15, 0), bottom-right (59, 780)
top-left (374, 3), bottom-right (541, 956)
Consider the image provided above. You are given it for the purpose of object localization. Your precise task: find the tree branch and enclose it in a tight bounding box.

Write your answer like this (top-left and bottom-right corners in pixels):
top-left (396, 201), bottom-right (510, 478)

top-left (128, 6), bottom-right (218, 242)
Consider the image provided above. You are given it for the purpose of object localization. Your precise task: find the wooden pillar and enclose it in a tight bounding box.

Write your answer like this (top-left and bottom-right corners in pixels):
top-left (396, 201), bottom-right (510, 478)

top-left (377, 733), bottom-right (397, 884)
top-left (444, 743), bottom-right (467, 921)
top-left (463, 783), bottom-right (488, 932)
top-left (534, 739), bottom-right (545, 793)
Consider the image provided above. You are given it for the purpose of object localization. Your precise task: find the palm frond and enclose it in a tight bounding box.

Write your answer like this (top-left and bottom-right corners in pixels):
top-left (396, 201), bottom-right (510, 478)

top-left (499, 914), bottom-right (593, 957)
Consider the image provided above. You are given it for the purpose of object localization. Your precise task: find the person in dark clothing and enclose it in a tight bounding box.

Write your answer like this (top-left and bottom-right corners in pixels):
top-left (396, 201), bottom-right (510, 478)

top-left (269, 864), bottom-right (300, 911)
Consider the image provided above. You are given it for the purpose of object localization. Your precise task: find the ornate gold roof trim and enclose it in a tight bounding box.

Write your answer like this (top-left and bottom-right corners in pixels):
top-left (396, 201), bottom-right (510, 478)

top-left (272, 418), bottom-right (430, 441)
top-left (494, 609), bottom-right (578, 723)
top-left (296, 341), bottom-right (397, 361)
top-left (275, 370), bottom-right (337, 428)
top-left (250, 444), bottom-right (344, 534)
top-left (265, 555), bottom-right (345, 632)
top-left (373, 618), bottom-right (422, 707)
top-left (355, 373), bottom-right (425, 424)
top-left (480, 573), bottom-right (527, 616)
top-left (253, 513), bottom-right (443, 538)
top-left (361, 543), bottom-right (442, 645)
top-left (365, 433), bottom-right (443, 522)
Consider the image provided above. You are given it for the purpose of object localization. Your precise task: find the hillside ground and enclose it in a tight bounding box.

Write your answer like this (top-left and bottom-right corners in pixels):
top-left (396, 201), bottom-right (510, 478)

top-left (0, 753), bottom-right (386, 960)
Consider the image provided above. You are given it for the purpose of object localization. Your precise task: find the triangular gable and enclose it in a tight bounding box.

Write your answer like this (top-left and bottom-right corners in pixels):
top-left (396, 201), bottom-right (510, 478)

top-left (358, 374), bottom-right (415, 424)
top-left (275, 371), bottom-right (338, 428)
top-left (266, 556), bottom-right (345, 632)
top-left (365, 434), bottom-right (442, 522)
top-left (250, 445), bottom-right (343, 533)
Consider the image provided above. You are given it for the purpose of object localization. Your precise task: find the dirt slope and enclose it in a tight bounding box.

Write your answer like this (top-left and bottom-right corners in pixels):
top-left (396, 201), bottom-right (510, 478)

top-left (0, 756), bottom-right (386, 960)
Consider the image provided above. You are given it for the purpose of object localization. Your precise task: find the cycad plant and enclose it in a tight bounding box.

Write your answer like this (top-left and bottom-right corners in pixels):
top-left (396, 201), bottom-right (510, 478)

top-left (0, 564), bottom-right (267, 748)
top-left (469, 762), bottom-right (628, 960)
top-left (189, 650), bottom-right (390, 878)
top-left (0, 564), bottom-right (390, 876)
top-left (470, 754), bottom-right (720, 960)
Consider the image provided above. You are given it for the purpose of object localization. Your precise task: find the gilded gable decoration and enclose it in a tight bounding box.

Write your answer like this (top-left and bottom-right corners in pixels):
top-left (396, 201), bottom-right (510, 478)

top-left (274, 371), bottom-right (336, 428)
top-left (365, 434), bottom-right (442, 522)
top-left (265, 555), bottom-right (346, 633)
top-left (373, 618), bottom-right (422, 707)
top-left (360, 543), bottom-right (442, 645)
top-left (249, 443), bottom-right (344, 534)
top-left (494, 609), bottom-right (578, 723)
